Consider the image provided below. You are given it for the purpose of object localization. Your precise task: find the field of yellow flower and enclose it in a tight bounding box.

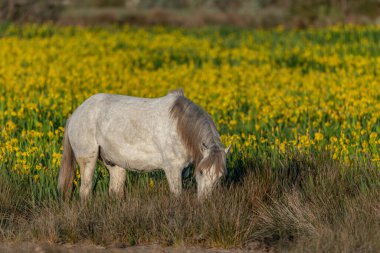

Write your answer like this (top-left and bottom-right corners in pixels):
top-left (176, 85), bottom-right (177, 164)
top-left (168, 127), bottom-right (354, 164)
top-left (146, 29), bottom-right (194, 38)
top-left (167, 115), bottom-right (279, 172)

top-left (0, 24), bottom-right (379, 196)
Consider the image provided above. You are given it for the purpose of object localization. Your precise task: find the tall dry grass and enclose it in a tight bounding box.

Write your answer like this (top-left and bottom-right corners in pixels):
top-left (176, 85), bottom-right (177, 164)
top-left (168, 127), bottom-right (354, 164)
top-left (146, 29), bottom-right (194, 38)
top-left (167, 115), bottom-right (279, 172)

top-left (0, 153), bottom-right (379, 252)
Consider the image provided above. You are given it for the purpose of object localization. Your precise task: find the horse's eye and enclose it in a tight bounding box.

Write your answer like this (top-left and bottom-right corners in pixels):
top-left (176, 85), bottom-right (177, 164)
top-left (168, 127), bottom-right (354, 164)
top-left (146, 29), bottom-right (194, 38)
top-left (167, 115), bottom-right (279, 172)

top-left (200, 170), bottom-right (203, 176)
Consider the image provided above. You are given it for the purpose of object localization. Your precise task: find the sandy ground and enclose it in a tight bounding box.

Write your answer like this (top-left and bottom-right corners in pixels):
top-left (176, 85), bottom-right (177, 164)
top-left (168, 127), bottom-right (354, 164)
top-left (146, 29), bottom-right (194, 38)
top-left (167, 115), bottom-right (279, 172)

top-left (0, 242), bottom-right (261, 253)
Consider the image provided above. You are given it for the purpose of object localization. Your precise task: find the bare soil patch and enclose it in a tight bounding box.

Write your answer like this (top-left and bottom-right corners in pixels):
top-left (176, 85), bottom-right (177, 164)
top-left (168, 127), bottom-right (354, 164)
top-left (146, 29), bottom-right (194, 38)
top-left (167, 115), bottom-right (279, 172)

top-left (0, 242), bottom-right (259, 253)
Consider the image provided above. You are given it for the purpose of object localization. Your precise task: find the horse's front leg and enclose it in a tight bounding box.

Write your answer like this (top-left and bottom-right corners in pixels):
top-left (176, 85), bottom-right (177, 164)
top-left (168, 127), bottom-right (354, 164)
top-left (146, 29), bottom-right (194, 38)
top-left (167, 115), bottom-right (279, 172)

top-left (164, 168), bottom-right (182, 196)
top-left (107, 165), bottom-right (126, 198)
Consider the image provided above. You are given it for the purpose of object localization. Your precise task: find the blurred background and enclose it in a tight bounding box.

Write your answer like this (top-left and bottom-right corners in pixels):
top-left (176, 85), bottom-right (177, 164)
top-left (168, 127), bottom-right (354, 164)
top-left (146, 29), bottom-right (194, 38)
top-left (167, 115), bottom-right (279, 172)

top-left (1, 0), bottom-right (380, 28)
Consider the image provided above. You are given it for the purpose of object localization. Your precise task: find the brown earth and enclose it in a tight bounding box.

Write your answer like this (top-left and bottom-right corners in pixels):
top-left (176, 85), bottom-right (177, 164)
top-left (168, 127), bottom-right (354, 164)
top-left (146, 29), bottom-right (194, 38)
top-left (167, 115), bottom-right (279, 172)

top-left (0, 242), bottom-right (262, 253)
top-left (1, 0), bottom-right (380, 28)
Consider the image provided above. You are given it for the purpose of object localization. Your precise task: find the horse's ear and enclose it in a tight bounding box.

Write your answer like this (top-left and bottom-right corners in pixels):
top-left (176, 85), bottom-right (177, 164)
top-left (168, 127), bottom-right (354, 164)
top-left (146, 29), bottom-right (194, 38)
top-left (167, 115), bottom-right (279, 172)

top-left (225, 144), bottom-right (231, 155)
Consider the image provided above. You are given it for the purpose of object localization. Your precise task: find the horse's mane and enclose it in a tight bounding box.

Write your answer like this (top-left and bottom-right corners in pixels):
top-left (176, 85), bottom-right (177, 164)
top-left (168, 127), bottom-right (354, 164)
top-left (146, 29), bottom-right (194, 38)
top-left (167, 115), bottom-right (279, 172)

top-left (169, 90), bottom-right (226, 176)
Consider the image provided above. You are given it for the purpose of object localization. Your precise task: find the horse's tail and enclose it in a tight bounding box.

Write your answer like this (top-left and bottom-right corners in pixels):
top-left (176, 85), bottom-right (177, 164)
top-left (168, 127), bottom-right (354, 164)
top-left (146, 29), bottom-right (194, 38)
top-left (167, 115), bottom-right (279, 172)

top-left (58, 117), bottom-right (75, 199)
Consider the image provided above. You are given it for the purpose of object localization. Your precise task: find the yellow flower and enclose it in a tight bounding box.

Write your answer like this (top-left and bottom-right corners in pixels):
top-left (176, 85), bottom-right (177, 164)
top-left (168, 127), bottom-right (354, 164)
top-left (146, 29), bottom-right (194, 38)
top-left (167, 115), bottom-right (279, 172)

top-left (149, 179), bottom-right (155, 189)
top-left (314, 133), bottom-right (324, 142)
top-left (33, 175), bottom-right (40, 182)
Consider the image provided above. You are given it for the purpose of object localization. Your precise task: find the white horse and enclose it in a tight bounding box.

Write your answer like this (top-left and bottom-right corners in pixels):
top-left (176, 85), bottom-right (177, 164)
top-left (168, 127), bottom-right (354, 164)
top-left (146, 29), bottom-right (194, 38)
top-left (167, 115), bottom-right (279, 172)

top-left (58, 89), bottom-right (230, 201)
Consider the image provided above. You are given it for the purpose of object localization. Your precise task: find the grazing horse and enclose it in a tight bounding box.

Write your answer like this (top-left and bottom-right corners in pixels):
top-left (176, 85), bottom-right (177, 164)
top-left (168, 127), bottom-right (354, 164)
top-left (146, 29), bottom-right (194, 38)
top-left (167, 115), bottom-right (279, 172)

top-left (58, 90), bottom-right (230, 200)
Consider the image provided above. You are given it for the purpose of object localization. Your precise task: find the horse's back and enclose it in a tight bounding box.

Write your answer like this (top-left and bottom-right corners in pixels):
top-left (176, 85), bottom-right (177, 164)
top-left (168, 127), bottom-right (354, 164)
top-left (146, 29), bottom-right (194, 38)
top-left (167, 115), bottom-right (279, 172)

top-left (70, 92), bottom-right (176, 123)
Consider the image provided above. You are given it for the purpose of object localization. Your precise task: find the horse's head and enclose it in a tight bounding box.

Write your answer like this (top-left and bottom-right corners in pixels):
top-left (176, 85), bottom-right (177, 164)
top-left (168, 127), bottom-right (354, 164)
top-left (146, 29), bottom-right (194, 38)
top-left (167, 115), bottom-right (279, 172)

top-left (168, 91), bottom-right (232, 198)
top-left (196, 144), bottom-right (231, 199)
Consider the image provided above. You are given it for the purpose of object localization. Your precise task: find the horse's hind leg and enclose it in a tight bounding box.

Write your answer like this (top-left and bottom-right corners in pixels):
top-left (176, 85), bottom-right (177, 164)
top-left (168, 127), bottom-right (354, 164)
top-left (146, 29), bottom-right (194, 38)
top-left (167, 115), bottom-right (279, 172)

top-left (77, 155), bottom-right (97, 202)
top-left (106, 165), bottom-right (126, 197)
